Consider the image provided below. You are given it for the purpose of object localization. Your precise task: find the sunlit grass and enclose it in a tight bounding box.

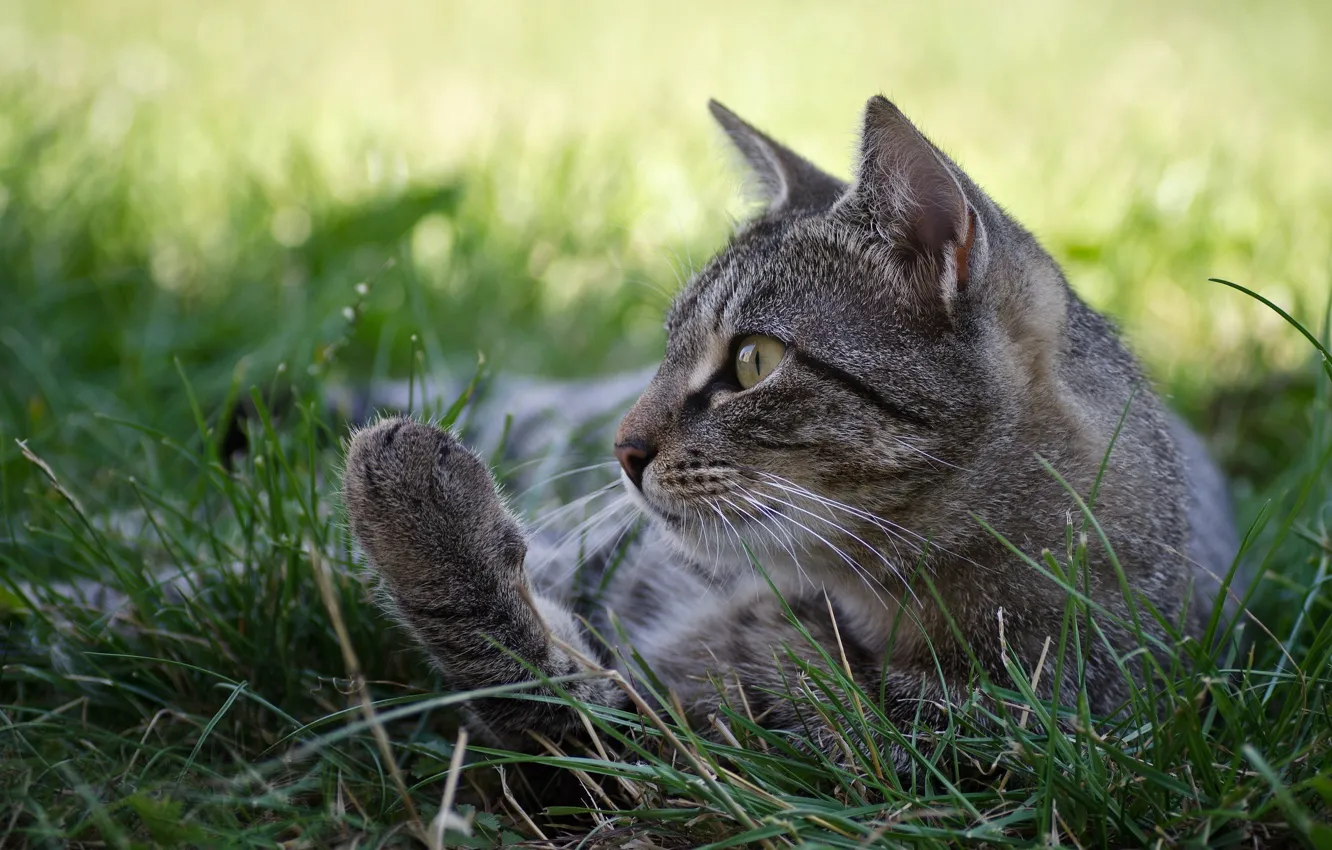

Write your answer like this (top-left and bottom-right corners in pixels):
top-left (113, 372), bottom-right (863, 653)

top-left (4, 0), bottom-right (1331, 377)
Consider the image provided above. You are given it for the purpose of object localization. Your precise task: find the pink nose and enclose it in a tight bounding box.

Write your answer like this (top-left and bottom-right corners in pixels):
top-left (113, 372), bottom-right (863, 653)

top-left (614, 440), bottom-right (656, 489)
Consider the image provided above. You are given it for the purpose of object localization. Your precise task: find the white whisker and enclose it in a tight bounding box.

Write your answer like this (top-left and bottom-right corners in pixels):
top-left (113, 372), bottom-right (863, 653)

top-left (753, 471), bottom-right (993, 575)
top-left (528, 481), bottom-right (622, 534)
top-left (739, 493), bottom-right (869, 597)
top-left (535, 494), bottom-right (632, 561)
top-left (754, 477), bottom-right (921, 560)
top-left (745, 486), bottom-right (913, 605)
top-left (516, 460), bottom-right (620, 499)
top-left (705, 499), bottom-right (751, 588)
top-left (534, 499), bottom-right (637, 586)
top-left (722, 493), bottom-right (803, 579)
top-left (890, 437), bottom-right (968, 472)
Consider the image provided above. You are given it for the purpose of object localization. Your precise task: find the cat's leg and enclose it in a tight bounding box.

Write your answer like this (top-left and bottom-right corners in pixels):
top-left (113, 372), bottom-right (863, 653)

top-left (341, 417), bottom-right (624, 746)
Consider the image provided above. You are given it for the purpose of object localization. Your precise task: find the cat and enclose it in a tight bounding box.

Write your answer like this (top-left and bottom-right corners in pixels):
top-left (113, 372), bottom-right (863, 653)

top-left (340, 96), bottom-right (1242, 769)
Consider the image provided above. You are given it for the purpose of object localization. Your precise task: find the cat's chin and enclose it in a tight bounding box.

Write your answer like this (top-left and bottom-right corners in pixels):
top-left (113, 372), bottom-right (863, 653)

top-left (624, 473), bottom-right (897, 588)
top-left (623, 481), bottom-right (754, 569)
top-left (658, 525), bottom-right (755, 575)
top-left (621, 473), bottom-right (698, 526)
top-left (646, 505), bottom-right (805, 578)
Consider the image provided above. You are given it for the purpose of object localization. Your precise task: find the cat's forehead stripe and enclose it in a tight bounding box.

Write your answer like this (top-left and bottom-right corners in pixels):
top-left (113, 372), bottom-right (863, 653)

top-left (675, 260), bottom-right (734, 336)
top-left (715, 259), bottom-right (752, 334)
top-left (684, 334), bottom-right (727, 393)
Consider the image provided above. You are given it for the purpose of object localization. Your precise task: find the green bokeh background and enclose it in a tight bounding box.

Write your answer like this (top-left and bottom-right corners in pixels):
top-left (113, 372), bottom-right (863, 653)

top-left (5, 0), bottom-right (1329, 370)
top-left (4, 0), bottom-right (1328, 518)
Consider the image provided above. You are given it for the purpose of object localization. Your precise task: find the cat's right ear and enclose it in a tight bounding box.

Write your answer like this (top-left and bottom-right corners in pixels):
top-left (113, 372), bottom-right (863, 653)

top-left (841, 96), bottom-right (982, 317)
top-left (709, 100), bottom-right (846, 215)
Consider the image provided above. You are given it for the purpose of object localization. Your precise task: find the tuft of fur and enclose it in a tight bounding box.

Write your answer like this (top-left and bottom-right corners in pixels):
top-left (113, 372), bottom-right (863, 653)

top-left (341, 96), bottom-right (1241, 764)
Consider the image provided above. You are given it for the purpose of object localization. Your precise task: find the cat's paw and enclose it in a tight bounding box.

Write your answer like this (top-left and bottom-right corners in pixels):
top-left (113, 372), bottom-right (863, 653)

top-left (341, 417), bottom-right (526, 593)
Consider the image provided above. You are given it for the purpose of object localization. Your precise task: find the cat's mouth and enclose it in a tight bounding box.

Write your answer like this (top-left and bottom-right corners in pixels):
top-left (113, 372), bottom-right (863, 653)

top-left (624, 462), bottom-right (927, 588)
top-left (622, 463), bottom-right (820, 566)
top-left (619, 467), bottom-right (689, 525)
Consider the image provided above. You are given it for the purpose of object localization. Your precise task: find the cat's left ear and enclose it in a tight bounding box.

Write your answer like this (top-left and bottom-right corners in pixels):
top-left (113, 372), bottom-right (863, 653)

top-left (840, 96), bottom-right (982, 313)
top-left (709, 100), bottom-right (846, 215)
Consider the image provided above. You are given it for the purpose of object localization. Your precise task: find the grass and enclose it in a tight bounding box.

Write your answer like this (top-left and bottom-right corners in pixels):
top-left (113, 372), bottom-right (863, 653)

top-left (2, 0), bottom-right (1331, 845)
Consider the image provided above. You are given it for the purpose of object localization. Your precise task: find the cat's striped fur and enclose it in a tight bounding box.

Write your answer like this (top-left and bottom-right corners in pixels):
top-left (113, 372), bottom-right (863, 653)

top-left (341, 97), bottom-right (1242, 767)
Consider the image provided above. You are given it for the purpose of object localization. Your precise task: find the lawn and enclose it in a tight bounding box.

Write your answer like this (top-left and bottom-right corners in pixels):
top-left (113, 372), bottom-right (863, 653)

top-left (1, 1), bottom-right (1330, 846)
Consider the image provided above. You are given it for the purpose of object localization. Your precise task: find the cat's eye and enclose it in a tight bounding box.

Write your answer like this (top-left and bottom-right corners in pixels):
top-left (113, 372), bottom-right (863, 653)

top-left (734, 335), bottom-right (787, 390)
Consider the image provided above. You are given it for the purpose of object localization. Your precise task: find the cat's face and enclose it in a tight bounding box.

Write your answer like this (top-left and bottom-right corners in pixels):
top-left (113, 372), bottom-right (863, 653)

top-left (614, 98), bottom-right (1068, 586)
top-left (616, 214), bottom-right (990, 583)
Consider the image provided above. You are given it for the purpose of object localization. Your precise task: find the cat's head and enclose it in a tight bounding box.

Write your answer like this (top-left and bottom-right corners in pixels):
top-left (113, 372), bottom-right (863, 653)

top-left (615, 97), bottom-right (1072, 585)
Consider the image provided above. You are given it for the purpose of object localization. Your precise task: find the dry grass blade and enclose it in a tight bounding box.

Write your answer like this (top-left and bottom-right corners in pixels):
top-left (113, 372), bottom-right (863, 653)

top-left (430, 728), bottom-right (472, 849)
top-left (531, 730), bottom-right (618, 811)
top-left (498, 765), bottom-right (550, 844)
top-left (824, 592), bottom-right (885, 781)
top-left (549, 633), bottom-right (779, 849)
top-left (16, 439), bottom-right (89, 520)
top-left (307, 541), bottom-right (423, 836)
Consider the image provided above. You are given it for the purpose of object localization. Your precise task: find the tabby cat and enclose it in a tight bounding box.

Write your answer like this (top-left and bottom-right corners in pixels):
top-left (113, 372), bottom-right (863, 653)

top-left (341, 96), bottom-right (1239, 768)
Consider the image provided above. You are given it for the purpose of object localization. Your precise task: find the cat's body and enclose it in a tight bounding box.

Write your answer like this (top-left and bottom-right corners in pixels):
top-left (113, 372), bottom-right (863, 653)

top-left (342, 97), bottom-right (1240, 764)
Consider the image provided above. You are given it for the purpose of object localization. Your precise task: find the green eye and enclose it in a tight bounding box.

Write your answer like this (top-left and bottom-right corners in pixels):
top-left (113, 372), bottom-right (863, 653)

top-left (734, 335), bottom-right (787, 390)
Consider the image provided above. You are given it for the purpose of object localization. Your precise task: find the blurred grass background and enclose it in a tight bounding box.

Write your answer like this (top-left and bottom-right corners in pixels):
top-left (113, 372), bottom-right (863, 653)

top-left (4, 0), bottom-right (1330, 515)
top-left (5, 0), bottom-right (1331, 367)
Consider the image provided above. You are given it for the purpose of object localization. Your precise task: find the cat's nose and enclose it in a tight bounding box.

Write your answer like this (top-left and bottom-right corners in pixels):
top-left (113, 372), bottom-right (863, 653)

top-left (614, 439), bottom-right (657, 489)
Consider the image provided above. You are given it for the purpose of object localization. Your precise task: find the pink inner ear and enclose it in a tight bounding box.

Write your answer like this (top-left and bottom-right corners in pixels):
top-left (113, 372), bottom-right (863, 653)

top-left (895, 143), bottom-right (970, 273)
top-left (911, 165), bottom-right (963, 254)
top-left (850, 96), bottom-right (979, 310)
top-left (955, 208), bottom-right (977, 293)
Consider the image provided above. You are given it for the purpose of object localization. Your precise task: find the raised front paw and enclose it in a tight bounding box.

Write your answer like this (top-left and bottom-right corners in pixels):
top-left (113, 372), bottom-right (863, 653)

top-left (341, 417), bottom-right (526, 594)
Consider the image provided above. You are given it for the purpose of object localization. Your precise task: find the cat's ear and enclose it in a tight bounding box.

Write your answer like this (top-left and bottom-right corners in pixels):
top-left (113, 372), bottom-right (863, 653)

top-left (709, 100), bottom-right (846, 215)
top-left (843, 96), bottom-right (979, 311)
